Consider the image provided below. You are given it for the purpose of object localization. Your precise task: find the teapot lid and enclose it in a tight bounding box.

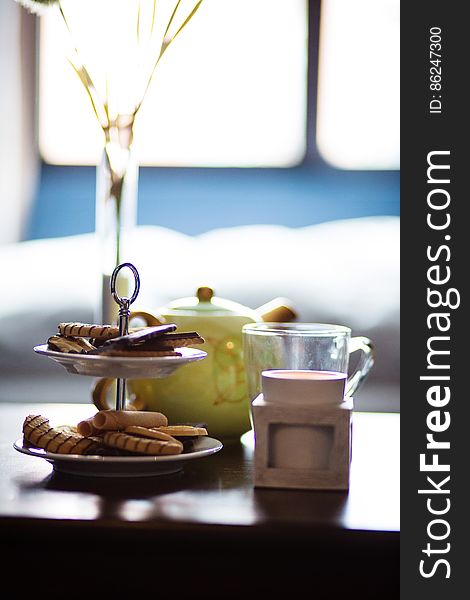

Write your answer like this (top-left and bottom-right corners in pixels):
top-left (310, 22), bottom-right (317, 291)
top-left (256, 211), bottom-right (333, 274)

top-left (165, 286), bottom-right (257, 318)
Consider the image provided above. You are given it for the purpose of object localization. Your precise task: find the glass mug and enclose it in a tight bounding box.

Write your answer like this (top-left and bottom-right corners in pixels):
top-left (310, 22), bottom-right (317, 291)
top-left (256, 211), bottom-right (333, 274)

top-left (242, 323), bottom-right (375, 406)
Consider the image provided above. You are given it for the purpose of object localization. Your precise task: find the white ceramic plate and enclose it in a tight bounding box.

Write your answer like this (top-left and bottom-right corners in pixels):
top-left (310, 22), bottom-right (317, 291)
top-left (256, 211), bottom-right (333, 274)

top-left (33, 344), bottom-right (207, 379)
top-left (13, 436), bottom-right (223, 477)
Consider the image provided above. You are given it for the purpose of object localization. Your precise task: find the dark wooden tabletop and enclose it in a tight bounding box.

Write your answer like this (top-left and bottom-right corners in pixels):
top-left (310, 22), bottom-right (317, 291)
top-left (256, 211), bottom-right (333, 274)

top-left (0, 402), bottom-right (399, 597)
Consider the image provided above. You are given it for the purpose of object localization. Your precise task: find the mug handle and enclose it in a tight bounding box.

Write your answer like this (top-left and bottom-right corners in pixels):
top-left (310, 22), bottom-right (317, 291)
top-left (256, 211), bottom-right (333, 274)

top-left (345, 336), bottom-right (375, 398)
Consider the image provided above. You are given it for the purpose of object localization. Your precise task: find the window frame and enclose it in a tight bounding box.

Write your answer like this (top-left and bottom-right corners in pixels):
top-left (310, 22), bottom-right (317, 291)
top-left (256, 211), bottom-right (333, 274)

top-left (304, 0), bottom-right (323, 166)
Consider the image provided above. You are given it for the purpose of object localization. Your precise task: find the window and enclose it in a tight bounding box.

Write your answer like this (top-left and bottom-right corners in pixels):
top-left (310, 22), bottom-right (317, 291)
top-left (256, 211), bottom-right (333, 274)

top-left (39, 0), bottom-right (399, 170)
top-left (317, 0), bottom-right (400, 169)
top-left (39, 0), bottom-right (308, 167)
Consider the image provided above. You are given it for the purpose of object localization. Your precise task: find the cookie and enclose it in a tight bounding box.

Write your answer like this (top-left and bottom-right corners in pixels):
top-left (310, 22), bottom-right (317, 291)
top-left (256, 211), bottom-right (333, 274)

top-left (22, 414), bottom-right (104, 455)
top-left (58, 323), bottom-right (121, 339)
top-left (130, 333), bottom-right (205, 350)
top-left (103, 431), bottom-right (183, 455)
top-left (155, 425), bottom-right (208, 437)
top-left (100, 324), bottom-right (178, 349)
top-left (97, 326), bottom-right (204, 354)
top-left (154, 332), bottom-right (205, 346)
top-left (124, 425), bottom-right (183, 446)
top-left (92, 410), bottom-right (168, 431)
top-left (77, 417), bottom-right (101, 437)
top-left (90, 348), bottom-right (182, 357)
top-left (48, 335), bottom-right (95, 354)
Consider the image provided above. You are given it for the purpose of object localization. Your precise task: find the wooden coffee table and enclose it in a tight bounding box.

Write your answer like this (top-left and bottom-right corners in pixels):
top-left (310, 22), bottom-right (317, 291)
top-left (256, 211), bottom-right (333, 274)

top-left (0, 402), bottom-right (399, 597)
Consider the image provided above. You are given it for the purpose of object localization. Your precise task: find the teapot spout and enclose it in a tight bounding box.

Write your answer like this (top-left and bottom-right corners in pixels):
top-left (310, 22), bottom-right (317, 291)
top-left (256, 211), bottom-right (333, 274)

top-left (256, 297), bottom-right (297, 323)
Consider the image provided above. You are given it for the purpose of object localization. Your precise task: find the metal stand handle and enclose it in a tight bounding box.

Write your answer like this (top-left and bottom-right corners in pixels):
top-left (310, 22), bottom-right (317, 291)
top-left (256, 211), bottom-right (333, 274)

top-left (110, 263), bottom-right (140, 411)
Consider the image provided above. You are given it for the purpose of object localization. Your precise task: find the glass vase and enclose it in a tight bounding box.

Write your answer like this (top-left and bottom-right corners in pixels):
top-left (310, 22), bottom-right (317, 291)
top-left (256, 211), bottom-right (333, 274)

top-left (95, 132), bottom-right (138, 326)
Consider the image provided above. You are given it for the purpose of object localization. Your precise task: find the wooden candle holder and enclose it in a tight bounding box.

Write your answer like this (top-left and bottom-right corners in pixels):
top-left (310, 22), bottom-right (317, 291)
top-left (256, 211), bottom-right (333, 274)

top-left (252, 394), bottom-right (353, 491)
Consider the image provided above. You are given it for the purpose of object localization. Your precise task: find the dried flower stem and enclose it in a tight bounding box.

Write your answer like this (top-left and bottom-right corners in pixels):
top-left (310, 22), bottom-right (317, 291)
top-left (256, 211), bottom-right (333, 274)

top-left (136, 0), bottom-right (203, 113)
top-left (51, 0), bottom-right (204, 267)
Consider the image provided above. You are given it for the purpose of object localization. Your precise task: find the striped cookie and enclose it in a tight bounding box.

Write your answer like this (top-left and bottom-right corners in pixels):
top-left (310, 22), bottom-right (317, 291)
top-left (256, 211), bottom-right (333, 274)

top-left (58, 323), bottom-right (120, 339)
top-left (22, 414), bottom-right (104, 455)
top-left (103, 431), bottom-right (183, 455)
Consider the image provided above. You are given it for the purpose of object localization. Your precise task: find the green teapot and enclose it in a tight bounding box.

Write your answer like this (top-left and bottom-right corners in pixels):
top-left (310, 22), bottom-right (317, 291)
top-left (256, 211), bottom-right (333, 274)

top-left (93, 287), bottom-right (296, 441)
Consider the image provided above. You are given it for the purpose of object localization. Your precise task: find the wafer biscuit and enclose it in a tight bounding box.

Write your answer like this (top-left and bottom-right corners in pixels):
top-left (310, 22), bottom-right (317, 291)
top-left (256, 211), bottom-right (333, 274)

top-left (22, 414), bottom-right (104, 455)
top-left (129, 334), bottom-right (205, 350)
top-left (103, 431), bottom-right (183, 455)
top-left (154, 332), bottom-right (205, 346)
top-left (100, 324), bottom-right (177, 348)
top-left (90, 348), bottom-right (182, 357)
top-left (92, 410), bottom-right (168, 431)
top-left (155, 425), bottom-right (208, 437)
top-left (77, 416), bottom-right (101, 437)
top-left (48, 335), bottom-right (95, 354)
top-left (124, 425), bottom-right (182, 445)
top-left (98, 328), bottom-right (204, 352)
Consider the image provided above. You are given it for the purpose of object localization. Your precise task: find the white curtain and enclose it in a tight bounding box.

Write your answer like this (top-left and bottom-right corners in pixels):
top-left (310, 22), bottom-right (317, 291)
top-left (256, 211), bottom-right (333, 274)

top-left (0, 2), bottom-right (39, 244)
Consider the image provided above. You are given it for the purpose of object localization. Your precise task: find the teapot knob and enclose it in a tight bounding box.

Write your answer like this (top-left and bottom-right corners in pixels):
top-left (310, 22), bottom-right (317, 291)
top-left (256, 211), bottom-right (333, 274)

top-left (197, 286), bottom-right (214, 302)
